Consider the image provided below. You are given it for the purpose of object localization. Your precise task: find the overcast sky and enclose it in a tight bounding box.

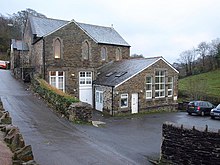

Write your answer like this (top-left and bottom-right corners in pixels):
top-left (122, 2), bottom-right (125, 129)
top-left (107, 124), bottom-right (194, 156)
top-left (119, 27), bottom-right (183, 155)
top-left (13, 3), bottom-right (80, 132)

top-left (2, 0), bottom-right (220, 63)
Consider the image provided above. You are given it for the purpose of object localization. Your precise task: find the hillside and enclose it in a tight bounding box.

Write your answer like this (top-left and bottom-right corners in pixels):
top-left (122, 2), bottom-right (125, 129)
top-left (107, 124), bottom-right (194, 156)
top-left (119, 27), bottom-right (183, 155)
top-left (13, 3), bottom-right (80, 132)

top-left (179, 69), bottom-right (220, 102)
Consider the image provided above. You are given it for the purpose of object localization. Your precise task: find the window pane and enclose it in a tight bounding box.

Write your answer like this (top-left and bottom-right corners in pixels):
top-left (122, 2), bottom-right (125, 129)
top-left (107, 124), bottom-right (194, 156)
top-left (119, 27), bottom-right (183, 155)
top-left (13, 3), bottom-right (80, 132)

top-left (146, 91), bottom-right (152, 98)
top-left (50, 71), bottom-right (56, 76)
top-left (80, 78), bottom-right (85, 84)
top-left (50, 77), bottom-right (56, 87)
top-left (86, 72), bottom-right (91, 77)
top-left (58, 71), bottom-right (63, 76)
top-left (146, 77), bottom-right (151, 83)
top-left (100, 93), bottom-right (103, 103)
top-left (168, 77), bottom-right (173, 82)
top-left (80, 72), bottom-right (85, 77)
top-left (86, 78), bottom-right (92, 84)
top-left (58, 77), bottom-right (63, 89)
top-left (54, 39), bottom-right (61, 58)
top-left (146, 84), bottom-right (151, 90)
top-left (96, 92), bottom-right (99, 102)
top-left (121, 94), bottom-right (128, 107)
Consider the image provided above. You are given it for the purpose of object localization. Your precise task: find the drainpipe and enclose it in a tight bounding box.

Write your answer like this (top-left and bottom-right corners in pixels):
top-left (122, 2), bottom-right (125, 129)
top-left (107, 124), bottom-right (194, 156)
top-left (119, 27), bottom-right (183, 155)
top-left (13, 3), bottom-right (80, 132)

top-left (112, 86), bottom-right (114, 116)
top-left (42, 38), bottom-right (46, 80)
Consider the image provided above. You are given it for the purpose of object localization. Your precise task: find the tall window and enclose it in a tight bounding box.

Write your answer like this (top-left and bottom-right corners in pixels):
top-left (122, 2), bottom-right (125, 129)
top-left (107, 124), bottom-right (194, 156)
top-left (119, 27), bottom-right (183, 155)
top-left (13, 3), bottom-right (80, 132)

top-left (82, 41), bottom-right (90, 60)
top-left (49, 71), bottom-right (65, 92)
top-left (168, 77), bottom-right (173, 97)
top-left (155, 70), bottom-right (165, 98)
top-left (146, 76), bottom-right (152, 99)
top-left (101, 47), bottom-right (107, 61)
top-left (54, 38), bottom-right (61, 59)
top-left (116, 48), bottom-right (121, 61)
top-left (120, 94), bottom-right (128, 108)
top-left (79, 71), bottom-right (92, 85)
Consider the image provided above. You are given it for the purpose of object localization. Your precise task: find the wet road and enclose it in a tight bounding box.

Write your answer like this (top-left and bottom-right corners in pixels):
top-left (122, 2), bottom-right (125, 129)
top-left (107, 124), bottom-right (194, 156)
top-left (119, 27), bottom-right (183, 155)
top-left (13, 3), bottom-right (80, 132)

top-left (0, 69), bottom-right (219, 165)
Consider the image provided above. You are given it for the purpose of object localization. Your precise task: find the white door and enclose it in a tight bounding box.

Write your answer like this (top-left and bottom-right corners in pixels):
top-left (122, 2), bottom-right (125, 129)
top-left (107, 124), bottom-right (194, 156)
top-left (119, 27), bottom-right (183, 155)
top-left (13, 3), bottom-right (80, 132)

top-left (95, 90), bottom-right (103, 111)
top-left (79, 71), bottom-right (93, 105)
top-left (131, 93), bottom-right (138, 114)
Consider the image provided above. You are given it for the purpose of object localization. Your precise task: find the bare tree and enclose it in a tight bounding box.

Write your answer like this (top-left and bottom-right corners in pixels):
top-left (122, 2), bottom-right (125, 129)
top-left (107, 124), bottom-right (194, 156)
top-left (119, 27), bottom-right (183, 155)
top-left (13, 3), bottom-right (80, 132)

top-left (178, 49), bottom-right (196, 76)
top-left (130, 53), bottom-right (144, 59)
top-left (196, 42), bottom-right (210, 71)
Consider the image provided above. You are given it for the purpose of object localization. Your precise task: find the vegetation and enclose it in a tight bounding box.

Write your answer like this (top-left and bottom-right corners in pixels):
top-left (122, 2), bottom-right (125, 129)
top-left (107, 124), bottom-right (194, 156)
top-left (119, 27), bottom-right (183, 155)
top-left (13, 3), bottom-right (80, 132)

top-left (0, 9), bottom-right (46, 60)
top-left (179, 69), bottom-right (220, 104)
top-left (174, 39), bottom-right (220, 78)
top-left (32, 78), bottom-right (79, 115)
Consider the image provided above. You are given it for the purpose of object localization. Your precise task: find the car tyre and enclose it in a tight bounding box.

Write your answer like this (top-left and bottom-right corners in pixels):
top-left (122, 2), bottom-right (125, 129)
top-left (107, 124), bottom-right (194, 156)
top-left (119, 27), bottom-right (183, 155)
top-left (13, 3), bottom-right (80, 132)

top-left (188, 112), bottom-right (192, 115)
top-left (211, 116), bottom-right (215, 119)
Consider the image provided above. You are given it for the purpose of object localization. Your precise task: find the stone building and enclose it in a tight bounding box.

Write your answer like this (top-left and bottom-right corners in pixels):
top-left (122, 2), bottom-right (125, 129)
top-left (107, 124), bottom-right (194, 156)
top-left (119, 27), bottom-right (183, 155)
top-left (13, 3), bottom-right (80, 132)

top-left (94, 57), bottom-right (179, 115)
top-left (11, 15), bottom-right (179, 115)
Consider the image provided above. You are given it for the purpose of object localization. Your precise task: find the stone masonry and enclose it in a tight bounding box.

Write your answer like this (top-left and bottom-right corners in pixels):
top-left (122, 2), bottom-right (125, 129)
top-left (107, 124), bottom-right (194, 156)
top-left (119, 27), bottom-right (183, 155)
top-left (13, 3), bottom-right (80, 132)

top-left (161, 122), bottom-right (220, 165)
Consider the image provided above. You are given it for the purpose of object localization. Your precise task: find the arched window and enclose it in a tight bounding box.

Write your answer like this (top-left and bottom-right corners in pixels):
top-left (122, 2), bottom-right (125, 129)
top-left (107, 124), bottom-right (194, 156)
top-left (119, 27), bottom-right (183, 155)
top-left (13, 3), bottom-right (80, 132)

top-left (116, 48), bottom-right (121, 61)
top-left (82, 41), bottom-right (90, 60)
top-left (54, 38), bottom-right (61, 59)
top-left (101, 47), bottom-right (107, 61)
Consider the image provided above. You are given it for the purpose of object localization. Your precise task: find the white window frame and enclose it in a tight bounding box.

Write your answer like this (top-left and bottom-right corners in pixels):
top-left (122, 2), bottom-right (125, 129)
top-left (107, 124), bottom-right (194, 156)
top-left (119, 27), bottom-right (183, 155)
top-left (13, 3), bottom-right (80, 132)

top-left (155, 70), bottom-right (165, 98)
top-left (167, 77), bottom-right (173, 97)
top-left (49, 71), bottom-right (65, 92)
top-left (79, 71), bottom-right (92, 86)
top-left (120, 94), bottom-right (128, 108)
top-left (146, 76), bottom-right (152, 99)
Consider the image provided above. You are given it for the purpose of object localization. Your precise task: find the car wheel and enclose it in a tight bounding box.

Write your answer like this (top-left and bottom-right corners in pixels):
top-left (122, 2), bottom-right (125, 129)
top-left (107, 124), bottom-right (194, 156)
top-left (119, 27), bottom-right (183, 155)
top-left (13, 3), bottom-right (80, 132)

top-left (188, 112), bottom-right (192, 115)
top-left (211, 116), bottom-right (215, 119)
top-left (201, 111), bottom-right (205, 116)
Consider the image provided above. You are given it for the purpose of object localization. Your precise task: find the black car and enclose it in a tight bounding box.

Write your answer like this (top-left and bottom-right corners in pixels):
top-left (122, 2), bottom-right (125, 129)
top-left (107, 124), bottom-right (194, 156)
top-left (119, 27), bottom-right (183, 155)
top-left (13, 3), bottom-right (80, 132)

top-left (210, 104), bottom-right (220, 119)
top-left (187, 101), bottom-right (215, 116)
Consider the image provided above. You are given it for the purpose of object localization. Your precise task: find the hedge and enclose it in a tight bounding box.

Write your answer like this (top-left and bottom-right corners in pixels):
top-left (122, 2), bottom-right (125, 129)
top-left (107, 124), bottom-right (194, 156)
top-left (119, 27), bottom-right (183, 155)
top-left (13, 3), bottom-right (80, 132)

top-left (32, 78), bottom-right (79, 115)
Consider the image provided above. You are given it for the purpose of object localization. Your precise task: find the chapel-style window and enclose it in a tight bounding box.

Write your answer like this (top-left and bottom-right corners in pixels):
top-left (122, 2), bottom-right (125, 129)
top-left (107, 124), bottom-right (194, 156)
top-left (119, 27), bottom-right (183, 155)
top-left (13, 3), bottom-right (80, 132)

top-left (155, 70), bottom-right (165, 98)
top-left (54, 38), bottom-right (61, 59)
top-left (101, 47), bottom-right (107, 61)
top-left (116, 48), bottom-right (121, 61)
top-left (82, 41), bottom-right (90, 60)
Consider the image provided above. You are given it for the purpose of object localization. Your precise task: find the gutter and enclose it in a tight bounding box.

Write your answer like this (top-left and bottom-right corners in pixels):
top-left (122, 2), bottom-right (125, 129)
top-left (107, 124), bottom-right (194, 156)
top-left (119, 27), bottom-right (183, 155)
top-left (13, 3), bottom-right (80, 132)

top-left (112, 86), bottom-right (114, 116)
top-left (43, 38), bottom-right (46, 79)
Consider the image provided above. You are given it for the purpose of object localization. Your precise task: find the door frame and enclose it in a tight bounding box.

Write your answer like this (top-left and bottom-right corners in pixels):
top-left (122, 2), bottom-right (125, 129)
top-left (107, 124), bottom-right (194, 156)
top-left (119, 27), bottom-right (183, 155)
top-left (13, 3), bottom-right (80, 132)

top-left (131, 93), bottom-right (138, 114)
top-left (95, 90), bottom-right (103, 112)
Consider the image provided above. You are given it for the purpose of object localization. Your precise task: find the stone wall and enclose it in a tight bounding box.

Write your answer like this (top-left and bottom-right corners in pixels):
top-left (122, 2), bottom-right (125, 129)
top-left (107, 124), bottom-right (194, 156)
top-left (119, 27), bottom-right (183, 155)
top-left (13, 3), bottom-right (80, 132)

top-left (0, 99), bottom-right (37, 165)
top-left (67, 102), bottom-right (92, 123)
top-left (161, 122), bottom-right (220, 165)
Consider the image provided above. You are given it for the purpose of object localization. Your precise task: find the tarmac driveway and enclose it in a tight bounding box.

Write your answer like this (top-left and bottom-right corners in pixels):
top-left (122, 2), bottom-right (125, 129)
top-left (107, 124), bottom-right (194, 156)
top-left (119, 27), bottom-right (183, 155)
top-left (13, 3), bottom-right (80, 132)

top-left (0, 70), bottom-right (219, 165)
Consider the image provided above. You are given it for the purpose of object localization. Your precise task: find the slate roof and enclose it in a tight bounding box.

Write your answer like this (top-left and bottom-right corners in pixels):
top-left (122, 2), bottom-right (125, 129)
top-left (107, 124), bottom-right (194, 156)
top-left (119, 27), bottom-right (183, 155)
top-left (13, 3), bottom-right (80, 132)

top-left (29, 16), bottom-right (68, 37)
top-left (94, 57), bottom-right (162, 87)
top-left (11, 39), bottom-right (29, 51)
top-left (29, 16), bottom-right (130, 46)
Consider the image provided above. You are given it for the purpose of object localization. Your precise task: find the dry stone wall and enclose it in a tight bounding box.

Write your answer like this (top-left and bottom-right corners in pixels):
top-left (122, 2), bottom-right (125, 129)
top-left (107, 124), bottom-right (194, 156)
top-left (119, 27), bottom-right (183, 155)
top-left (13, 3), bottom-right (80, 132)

top-left (161, 122), bottom-right (220, 165)
top-left (0, 99), bottom-right (37, 165)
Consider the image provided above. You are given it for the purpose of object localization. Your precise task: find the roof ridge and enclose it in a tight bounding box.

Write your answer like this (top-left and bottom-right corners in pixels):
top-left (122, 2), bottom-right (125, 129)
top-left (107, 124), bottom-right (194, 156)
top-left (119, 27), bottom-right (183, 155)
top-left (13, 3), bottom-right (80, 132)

top-left (29, 15), bottom-right (69, 22)
top-left (78, 22), bottom-right (113, 29)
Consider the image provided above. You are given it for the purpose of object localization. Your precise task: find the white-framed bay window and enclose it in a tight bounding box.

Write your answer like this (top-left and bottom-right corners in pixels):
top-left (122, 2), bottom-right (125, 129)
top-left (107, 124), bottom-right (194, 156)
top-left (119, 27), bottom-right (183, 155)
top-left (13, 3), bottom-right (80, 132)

top-left (146, 76), bottom-right (152, 99)
top-left (120, 94), bottom-right (128, 108)
top-left (49, 71), bottom-right (65, 92)
top-left (155, 70), bottom-right (165, 98)
top-left (168, 77), bottom-right (173, 97)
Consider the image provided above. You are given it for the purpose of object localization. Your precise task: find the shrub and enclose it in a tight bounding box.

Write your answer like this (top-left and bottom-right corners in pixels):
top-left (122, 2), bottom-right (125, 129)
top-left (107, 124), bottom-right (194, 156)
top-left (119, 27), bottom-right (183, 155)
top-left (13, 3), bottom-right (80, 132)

top-left (32, 78), bottom-right (79, 115)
